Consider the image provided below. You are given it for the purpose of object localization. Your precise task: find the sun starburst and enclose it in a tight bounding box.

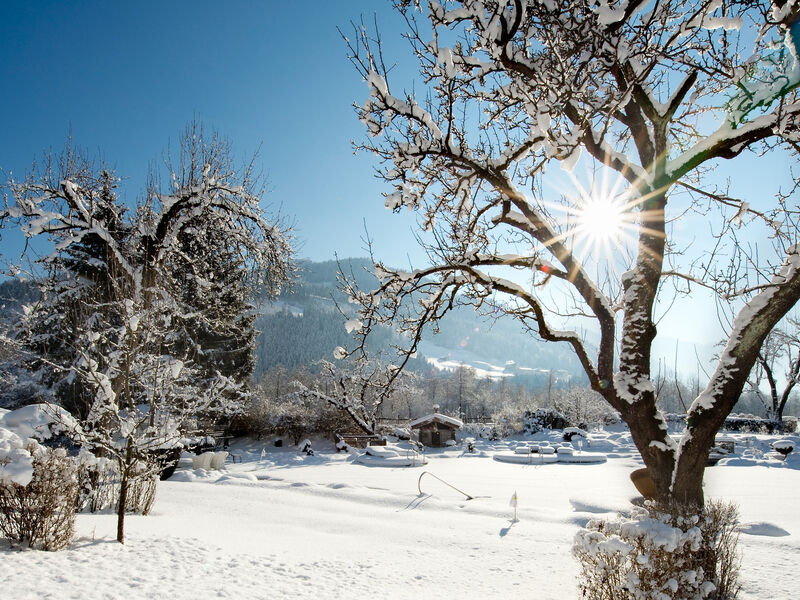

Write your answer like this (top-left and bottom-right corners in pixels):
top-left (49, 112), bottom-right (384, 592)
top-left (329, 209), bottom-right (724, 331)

top-left (534, 167), bottom-right (640, 273)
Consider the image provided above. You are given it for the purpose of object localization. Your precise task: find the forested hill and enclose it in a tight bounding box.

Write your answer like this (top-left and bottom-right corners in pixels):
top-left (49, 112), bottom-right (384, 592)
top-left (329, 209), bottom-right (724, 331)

top-left (0, 278), bottom-right (39, 320)
top-left (0, 261), bottom-right (587, 387)
top-left (254, 258), bottom-right (586, 386)
top-left (253, 258), bottom-right (398, 375)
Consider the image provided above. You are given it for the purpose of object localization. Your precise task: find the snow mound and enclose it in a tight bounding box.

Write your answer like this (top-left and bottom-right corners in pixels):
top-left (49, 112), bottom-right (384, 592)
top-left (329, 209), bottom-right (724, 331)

top-left (717, 457), bottom-right (761, 467)
top-left (0, 403), bottom-right (77, 441)
top-left (364, 446), bottom-right (400, 458)
top-left (569, 497), bottom-right (617, 514)
top-left (513, 444), bottom-right (555, 455)
top-left (739, 521), bottom-right (790, 537)
top-left (557, 452), bottom-right (607, 464)
top-left (169, 471), bottom-right (199, 482)
top-left (354, 453), bottom-right (427, 467)
top-left (170, 470), bottom-right (216, 483)
top-left (215, 473), bottom-right (259, 484)
top-left (327, 482), bottom-right (352, 490)
top-left (493, 452), bottom-right (559, 464)
top-left (494, 449), bottom-right (606, 464)
top-left (0, 427), bottom-right (36, 486)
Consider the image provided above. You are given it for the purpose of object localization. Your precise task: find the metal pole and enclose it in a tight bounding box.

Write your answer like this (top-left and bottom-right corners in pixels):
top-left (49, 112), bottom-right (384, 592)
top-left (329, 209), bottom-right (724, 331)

top-left (417, 471), bottom-right (475, 500)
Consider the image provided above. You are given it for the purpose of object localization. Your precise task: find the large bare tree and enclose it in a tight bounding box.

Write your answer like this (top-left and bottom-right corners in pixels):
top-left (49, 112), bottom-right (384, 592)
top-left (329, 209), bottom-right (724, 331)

top-left (342, 0), bottom-right (800, 506)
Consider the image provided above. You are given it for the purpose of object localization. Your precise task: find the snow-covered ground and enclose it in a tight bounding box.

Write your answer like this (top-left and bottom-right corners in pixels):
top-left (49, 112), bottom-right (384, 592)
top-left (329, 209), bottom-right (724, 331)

top-left (2, 428), bottom-right (799, 599)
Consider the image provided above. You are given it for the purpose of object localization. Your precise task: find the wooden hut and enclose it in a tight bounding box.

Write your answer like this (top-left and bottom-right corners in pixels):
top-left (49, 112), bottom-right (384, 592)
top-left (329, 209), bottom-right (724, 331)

top-left (410, 406), bottom-right (463, 447)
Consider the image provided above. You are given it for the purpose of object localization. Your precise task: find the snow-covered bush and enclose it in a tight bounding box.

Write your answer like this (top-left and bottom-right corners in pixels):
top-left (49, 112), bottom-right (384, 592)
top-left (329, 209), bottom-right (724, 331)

top-left (491, 405), bottom-right (525, 438)
top-left (76, 452), bottom-right (117, 513)
top-left (75, 452), bottom-right (156, 515)
top-left (574, 500), bottom-right (740, 600)
top-left (248, 396), bottom-right (316, 444)
top-left (459, 421), bottom-right (493, 439)
top-left (722, 414), bottom-right (781, 434)
top-left (552, 388), bottom-right (619, 430)
top-left (664, 413), bottom-right (688, 425)
top-left (389, 426), bottom-right (411, 440)
top-left (0, 436), bottom-right (79, 551)
top-left (522, 408), bottom-right (569, 434)
top-left (125, 467), bottom-right (157, 515)
top-left (313, 404), bottom-right (360, 440)
top-left (243, 389), bottom-right (355, 443)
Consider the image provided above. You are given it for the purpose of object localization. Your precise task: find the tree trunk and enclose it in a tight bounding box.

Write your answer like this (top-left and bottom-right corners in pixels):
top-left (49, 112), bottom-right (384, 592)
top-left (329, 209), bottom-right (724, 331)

top-left (116, 439), bottom-right (133, 544)
top-left (671, 445), bottom-right (708, 506)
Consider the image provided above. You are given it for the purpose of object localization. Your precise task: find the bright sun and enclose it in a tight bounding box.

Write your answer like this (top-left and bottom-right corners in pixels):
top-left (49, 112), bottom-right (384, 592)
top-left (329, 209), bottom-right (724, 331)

top-left (540, 168), bottom-right (637, 267)
top-left (576, 195), bottom-right (625, 243)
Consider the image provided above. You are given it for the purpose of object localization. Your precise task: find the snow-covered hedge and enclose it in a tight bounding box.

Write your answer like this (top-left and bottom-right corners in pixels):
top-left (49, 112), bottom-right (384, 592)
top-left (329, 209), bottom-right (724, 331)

top-left (722, 415), bottom-right (787, 433)
top-left (0, 427), bottom-right (35, 486)
top-left (0, 435), bottom-right (80, 551)
top-left (241, 394), bottom-right (353, 444)
top-left (574, 500), bottom-right (740, 600)
top-left (489, 406), bottom-right (525, 438)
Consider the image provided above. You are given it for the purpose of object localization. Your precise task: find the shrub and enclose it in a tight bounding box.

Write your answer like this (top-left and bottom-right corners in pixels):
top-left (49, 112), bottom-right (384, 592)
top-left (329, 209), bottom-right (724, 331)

top-left (125, 469), bottom-right (157, 515)
top-left (574, 500), bottom-right (741, 600)
top-left (491, 405), bottom-right (525, 438)
top-left (722, 414), bottom-right (785, 433)
top-left (460, 421), bottom-right (493, 439)
top-left (522, 407), bottom-right (569, 433)
top-left (240, 394), bottom-right (316, 443)
top-left (552, 388), bottom-right (620, 429)
top-left (0, 441), bottom-right (79, 551)
top-left (76, 453), bottom-right (157, 515)
top-left (76, 452), bottom-right (118, 513)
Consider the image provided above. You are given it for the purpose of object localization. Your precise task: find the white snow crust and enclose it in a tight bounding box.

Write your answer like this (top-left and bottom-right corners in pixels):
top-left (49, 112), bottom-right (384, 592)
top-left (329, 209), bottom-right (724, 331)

top-left (1, 428), bottom-right (798, 599)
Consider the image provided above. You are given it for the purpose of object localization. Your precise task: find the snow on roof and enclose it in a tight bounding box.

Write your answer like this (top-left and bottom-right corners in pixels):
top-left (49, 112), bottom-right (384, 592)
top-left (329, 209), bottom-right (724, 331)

top-left (409, 413), bottom-right (464, 429)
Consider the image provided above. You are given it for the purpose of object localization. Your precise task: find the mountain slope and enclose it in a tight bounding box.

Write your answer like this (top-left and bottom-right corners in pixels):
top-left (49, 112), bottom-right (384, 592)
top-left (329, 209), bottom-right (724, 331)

top-left (254, 258), bottom-right (586, 385)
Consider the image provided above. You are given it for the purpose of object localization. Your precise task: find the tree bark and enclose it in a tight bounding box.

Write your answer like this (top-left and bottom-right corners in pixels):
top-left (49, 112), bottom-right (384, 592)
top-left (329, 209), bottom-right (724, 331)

top-left (671, 247), bottom-right (800, 505)
top-left (116, 438), bottom-right (133, 544)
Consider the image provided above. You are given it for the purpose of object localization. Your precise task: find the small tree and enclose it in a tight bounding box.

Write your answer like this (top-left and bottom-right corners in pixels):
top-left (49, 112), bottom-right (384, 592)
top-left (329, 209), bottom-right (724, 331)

top-left (1, 124), bottom-right (294, 542)
top-left (745, 323), bottom-right (800, 427)
top-left (343, 0), bottom-right (800, 506)
top-left (293, 357), bottom-right (420, 436)
top-left (552, 387), bottom-right (618, 429)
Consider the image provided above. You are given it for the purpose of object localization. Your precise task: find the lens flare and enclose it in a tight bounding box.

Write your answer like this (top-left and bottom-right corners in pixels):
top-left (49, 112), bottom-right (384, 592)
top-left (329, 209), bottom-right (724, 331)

top-left (575, 194), bottom-right (626, 245)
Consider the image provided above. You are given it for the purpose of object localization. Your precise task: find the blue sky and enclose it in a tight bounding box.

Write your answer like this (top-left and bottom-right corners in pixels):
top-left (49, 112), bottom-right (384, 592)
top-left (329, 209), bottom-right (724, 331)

top-left (1, 1), bottom-right (794, 375)
top-left (0, 1), bottom-right (423, 268)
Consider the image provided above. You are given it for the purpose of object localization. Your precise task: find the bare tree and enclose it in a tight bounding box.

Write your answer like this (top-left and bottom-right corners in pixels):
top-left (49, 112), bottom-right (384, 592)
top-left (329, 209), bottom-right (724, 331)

top-left (1, 125), bottom-right (294, 541)
top-left (746, 321), bottom-right (800, 427)
top-left (342, 1), bottom-right (800, 506)
top-left (293, 358), bottom-right (420, 436)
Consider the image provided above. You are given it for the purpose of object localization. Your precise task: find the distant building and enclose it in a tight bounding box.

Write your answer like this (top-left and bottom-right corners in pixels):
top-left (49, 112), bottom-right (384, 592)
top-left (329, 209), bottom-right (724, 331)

top-left (410, 405), bottom-right (463, 447)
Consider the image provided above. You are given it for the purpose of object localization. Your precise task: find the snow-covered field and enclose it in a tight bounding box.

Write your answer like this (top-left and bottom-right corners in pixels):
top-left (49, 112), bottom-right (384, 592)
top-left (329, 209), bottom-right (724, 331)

top-left (2, 429), bottom-right (799, 600)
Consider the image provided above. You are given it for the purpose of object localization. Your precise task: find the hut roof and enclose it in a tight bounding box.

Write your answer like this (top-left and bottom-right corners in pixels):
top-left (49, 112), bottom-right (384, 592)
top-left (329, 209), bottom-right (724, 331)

top-left (409, 413), bottom-right (464, 429)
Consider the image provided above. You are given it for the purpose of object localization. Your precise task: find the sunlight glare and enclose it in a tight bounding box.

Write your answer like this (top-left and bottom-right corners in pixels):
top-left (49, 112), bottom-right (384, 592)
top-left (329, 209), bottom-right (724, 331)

top-left (552, 168), bottom-right (639, 269)
top-left (577, 195), bottom-right (625, 243)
